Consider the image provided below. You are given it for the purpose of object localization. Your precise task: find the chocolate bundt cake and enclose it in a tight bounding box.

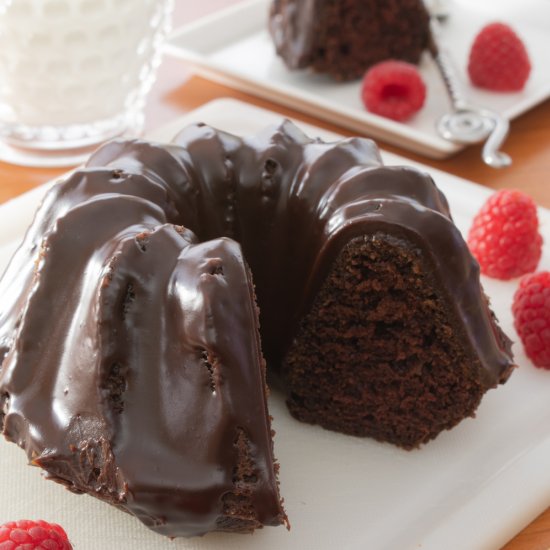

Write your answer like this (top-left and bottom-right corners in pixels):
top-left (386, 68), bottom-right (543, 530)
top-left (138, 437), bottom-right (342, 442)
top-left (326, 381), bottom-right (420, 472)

top-left (0, 121), bottom-right (514, 536)
top-left (269, 0), bottom-right (431, 80)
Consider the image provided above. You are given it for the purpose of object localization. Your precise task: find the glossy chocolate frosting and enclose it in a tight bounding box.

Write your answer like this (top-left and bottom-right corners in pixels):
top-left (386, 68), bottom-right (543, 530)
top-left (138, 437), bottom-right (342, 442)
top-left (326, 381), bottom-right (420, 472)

top-left (0, 164), bottom-right (286, 536)
top-left (0, 120), bottom-right (513, 536)
top-left (269, 0), bottom-right (318, 70)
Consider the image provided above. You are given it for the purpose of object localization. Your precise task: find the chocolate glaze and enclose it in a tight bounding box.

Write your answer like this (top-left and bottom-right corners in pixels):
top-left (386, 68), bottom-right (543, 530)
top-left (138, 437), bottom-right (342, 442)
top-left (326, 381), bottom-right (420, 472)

top-left (0, 121), bottom-right (514, 536)
top-left (269, 0), bottom-right (317, 70)
top-left (0, 167), bottom-right (285, 536)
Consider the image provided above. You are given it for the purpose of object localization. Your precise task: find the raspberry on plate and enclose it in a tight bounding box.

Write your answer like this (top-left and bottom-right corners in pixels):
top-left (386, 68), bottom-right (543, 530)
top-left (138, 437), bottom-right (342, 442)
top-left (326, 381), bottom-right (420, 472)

top-left (467, 189), bottom-right (542, 280)
top-left (0, 519), bottom-right (73, 550)
top-left (512, 272), bottom-right (550, 369)
top-left (361, 60), bottom-right (426, 122)
top-left (468, 22), bottom-right (531, 92)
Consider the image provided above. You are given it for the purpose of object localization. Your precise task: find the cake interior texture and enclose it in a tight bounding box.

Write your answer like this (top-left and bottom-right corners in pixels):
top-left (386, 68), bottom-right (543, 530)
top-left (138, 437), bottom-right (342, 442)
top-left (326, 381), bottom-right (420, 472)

top-left (284, 232), bottom-right (495, 449)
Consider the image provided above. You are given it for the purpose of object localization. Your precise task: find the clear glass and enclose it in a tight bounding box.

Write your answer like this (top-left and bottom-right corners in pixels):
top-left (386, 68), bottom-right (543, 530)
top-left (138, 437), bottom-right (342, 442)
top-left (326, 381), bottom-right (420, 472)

top-left (0, 0), bottom-right (174, 166)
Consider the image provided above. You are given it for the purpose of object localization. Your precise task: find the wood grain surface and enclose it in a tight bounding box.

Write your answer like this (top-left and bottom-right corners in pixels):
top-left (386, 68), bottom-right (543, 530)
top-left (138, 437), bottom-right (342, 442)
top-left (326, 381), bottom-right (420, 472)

top-left (0, 2), bottom-right (549, 549)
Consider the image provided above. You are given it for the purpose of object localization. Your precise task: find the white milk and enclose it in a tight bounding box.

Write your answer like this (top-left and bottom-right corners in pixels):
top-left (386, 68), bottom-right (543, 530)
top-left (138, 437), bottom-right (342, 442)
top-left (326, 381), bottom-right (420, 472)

top-left (0, 0), bottom-right (172, 135)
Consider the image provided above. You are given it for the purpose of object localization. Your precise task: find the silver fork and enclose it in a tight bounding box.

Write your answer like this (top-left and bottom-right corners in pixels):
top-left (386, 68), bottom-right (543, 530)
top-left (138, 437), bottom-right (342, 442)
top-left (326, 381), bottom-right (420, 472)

top-left (428, 16), bottom-right (512, 168)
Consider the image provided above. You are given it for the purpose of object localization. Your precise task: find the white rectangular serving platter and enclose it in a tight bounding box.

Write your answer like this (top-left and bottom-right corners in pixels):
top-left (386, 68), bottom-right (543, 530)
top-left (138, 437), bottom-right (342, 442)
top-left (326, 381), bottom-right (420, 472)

top-left (1, 98), bottom-right (550, 550)
top-left (165, 0), bottom-right (550, 159)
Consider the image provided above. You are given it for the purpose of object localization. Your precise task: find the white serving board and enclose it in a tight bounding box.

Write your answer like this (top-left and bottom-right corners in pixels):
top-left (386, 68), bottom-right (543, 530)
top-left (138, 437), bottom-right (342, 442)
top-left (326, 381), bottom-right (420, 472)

top-left (165, 0), bottom-right (550, 160)
top-left (0, 98), bottom-right (549, 550)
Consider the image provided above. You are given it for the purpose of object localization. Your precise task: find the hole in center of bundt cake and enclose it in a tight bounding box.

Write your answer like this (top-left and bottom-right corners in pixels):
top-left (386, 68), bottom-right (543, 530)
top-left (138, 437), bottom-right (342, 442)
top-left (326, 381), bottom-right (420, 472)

top-left (282, 232), bottom-right (486, 449)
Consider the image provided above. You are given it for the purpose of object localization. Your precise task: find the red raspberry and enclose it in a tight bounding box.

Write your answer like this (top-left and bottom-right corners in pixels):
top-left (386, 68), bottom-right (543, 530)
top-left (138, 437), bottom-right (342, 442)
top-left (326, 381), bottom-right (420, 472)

top-left (0, 520), bottom-right (72, 550)
top-left (467, 189), bottom-right (542, 280)
top-left (468, 22), bottom-right (531, 91)
top-left (361, 60), bottom-right (426, 121)
top-left (512, 272), bottom-right (550, 369)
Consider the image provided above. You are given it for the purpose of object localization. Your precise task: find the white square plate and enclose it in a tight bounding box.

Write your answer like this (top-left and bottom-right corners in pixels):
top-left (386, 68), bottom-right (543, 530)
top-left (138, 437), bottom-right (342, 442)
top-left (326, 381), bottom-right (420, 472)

top-left (165, 0), bottom-right (550, 159)
top-left (0, 99), bottom-right (549, 550)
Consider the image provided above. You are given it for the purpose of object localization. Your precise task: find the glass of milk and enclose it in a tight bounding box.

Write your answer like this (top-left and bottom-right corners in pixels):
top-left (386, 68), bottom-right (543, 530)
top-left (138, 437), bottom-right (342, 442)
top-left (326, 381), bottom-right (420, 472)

top-left (0, 0), bottom-right (174, 166)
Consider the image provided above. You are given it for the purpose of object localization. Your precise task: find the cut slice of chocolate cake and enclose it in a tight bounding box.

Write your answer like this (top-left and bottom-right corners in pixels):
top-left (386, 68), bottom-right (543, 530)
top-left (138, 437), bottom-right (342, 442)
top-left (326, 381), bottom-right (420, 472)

top-left (282, 200), bottom-right (514, 449)
top-left (269, 0), bottom-right (431, 80)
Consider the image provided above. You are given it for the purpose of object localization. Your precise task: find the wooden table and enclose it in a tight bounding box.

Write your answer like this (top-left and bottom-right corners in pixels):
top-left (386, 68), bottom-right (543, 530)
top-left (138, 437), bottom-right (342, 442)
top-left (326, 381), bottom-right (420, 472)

top-left (1, 2), bottom-right (549, 548)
